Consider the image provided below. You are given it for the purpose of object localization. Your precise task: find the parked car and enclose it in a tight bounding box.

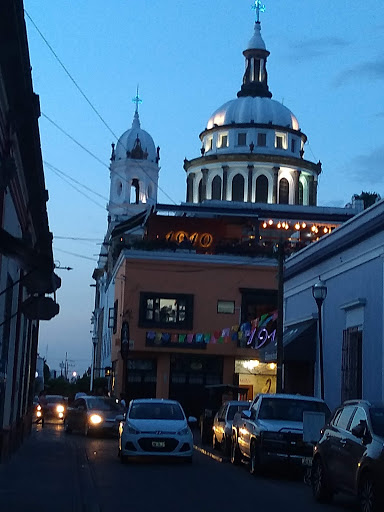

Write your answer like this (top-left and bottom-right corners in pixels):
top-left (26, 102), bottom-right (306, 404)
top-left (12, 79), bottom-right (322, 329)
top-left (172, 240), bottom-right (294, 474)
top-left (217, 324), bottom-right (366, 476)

top-left (43, 395), bottom-right (67, 422)
top-left (311, 399), bottom-right (384, 512)
top-left (231, 393), bottom-right (330, 474)
top-left (212, 400), bottom-right (250, 454)
top-left (119, 399), bottom-right (196, 463)
top-left (64, 396), bottom-right (125, 436)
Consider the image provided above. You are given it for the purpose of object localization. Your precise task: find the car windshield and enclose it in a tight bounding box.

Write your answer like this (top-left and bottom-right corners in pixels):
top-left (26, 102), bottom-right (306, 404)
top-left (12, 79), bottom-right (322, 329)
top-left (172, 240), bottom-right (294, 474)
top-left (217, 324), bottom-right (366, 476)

top-left (129, 402), bottom-right (185, 420)
top-left (370, 407), bottom-right (384, 437)
top-left (87, 398), bottom-right (123, 411)
top-left (46, 396), bottom-right (65, 404)
top-left (227, 404), bottom-right (249, 420)
top-left (259, 398), bottom-right (330, 422)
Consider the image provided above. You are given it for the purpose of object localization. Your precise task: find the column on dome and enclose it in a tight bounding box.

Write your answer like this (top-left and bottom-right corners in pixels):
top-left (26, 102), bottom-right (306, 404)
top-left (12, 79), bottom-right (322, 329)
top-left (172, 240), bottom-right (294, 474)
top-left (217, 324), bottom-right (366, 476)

top-left (222, 165), bottom-right (229, 201)
top-left (312, 177), bottom-right (318, 206)
top-left (308, 175), bottom-right (315, 206)
top-left (247, 165), bottom-right (254, 202)
top-left (272, 166), bottom-right (279, 204)
top-left (293, 170), bottom-right (301, 205)
top-left (201, 168), bottom-right (209, 201)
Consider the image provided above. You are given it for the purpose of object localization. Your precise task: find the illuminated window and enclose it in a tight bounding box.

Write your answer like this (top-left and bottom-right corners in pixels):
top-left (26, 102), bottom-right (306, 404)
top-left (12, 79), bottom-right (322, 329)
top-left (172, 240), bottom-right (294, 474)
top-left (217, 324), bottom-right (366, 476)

top-left (218, 133), bottom-right (228, 148)
top-left (275, 132), bottom-right (287, 150)
top-left (257, 133), bottom-right (266, 146)
top-left (217, 300), bottom-right (235, 314)
top-left (237, 133), bottom-right (247, 146)
top-left (139, 292), bottom-right (194, 330)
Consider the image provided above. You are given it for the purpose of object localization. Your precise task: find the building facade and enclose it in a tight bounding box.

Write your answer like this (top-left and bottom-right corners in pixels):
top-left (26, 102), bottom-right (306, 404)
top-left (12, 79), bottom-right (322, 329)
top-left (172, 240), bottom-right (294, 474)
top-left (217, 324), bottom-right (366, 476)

top-left (284, 199), bottom-right (384, 411)
top-left (0, 0), bottom-right (60, 460)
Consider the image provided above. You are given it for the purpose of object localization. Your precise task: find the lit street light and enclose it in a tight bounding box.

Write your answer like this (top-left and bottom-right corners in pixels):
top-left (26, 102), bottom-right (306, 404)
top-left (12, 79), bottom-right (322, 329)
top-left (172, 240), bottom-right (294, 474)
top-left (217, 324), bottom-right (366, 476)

top-left (312, 278), bottom-right (327, 400)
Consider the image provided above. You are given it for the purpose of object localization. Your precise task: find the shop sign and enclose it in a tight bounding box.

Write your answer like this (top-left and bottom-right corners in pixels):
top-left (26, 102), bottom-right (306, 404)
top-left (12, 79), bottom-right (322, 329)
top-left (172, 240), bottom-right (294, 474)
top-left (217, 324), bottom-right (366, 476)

top-left (166, 231), bottom-right (213, 248)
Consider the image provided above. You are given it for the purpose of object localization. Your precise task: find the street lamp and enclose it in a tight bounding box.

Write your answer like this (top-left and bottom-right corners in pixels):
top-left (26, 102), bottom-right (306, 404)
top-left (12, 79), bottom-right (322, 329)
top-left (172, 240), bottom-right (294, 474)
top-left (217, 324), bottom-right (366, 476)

top-left (312, 278), bottom-right (327, 400)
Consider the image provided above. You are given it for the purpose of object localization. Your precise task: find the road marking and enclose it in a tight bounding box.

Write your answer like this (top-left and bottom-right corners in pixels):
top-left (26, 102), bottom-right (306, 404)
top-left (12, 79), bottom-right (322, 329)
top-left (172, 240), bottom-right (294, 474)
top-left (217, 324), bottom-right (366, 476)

top-left (193, 445), bottom-right (224, 463)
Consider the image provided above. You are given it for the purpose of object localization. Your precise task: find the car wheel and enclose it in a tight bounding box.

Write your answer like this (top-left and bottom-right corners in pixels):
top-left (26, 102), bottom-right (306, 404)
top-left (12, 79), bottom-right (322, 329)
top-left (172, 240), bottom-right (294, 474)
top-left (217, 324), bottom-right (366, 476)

top-left (249, 441), bottom-right (261, 475)
top-left (212, 432), bottom-right (220, 450)
top-left (359, 473), bottom-right (380, 512)
top-left (230, 435), bottom-right (241, 465)
top-left (64, 419), bottom-right (72, 434)
top-left (311, 456), bottom-right (333, 503)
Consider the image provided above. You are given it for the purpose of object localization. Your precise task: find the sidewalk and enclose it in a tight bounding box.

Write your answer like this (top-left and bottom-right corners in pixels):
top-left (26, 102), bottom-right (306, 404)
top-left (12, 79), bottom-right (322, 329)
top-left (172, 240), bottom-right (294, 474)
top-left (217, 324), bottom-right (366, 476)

top-left (0, 425), bottom-right (99, 512)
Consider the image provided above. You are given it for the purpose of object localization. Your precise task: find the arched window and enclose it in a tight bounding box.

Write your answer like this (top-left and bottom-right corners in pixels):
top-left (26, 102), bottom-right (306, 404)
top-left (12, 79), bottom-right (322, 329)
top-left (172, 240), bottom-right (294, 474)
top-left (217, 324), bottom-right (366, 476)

top-left (186, 175), bottom-right (194, 203)
top-left (298, 181), bottom-right (304, 205)
top-left (130, 178), bottom-right (140, 204)
top-left (232, 174), bottom-right (245, 202)
top-left (211, 176), bottom-right (222, 200)
top-left (279, 178), bottom-right (289, 204)
top-left (255, 175), bottom-right (268, 203)
top-left (198, 179), bottom-right (203, 203)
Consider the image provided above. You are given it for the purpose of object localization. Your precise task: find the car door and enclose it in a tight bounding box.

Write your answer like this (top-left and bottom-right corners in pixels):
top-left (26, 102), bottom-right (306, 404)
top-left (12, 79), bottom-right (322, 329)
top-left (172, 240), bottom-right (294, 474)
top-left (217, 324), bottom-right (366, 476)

top-left (72, 398), bottom-right (87, 430)
top-left (238, 397), bottom-right (259, 457)
top-left (326, 405), bottom-right (357, 488)
top-left (340, 407), bottom-right (368, 492)
top-left (213, 405), bottom-right (225, 443)
top-left (216, 404), bottom-right (228, 443)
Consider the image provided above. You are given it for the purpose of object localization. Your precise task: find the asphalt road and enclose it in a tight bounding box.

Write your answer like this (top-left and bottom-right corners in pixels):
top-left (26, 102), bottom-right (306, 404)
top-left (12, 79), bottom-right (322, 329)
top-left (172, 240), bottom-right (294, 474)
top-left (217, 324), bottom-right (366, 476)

top-left (1, 423), bottom-right (357, 512)
top-left (64, 425), bottom-right (356, 512)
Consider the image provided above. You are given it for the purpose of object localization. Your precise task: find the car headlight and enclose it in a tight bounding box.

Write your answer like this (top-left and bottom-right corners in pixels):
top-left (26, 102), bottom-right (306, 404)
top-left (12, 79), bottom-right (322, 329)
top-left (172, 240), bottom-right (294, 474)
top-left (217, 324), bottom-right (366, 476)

top-left (56, 405), bottom-right (65, 413)
top-left (89, 414), bottom-right (103, 425)
top-left (177, 427), bottom-right (190, 436)
top-left (125, 422), bottom-right (140, 435)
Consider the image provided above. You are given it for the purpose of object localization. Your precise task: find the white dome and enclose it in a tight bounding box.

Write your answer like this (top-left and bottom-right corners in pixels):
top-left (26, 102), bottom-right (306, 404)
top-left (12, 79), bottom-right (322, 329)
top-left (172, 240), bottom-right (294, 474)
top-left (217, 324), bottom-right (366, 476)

top-left (115, 111), bottom-right (157, 162)
top-left (207, 96), bottom-right (299, 131)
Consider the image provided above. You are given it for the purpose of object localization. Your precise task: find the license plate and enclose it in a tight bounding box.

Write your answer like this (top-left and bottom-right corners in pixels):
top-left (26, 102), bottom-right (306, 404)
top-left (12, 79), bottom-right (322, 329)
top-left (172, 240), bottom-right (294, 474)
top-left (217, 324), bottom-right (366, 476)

top-left (302, 457), bottom-right (312, 467)
top-left (152, 441), bottom-right (165, 448)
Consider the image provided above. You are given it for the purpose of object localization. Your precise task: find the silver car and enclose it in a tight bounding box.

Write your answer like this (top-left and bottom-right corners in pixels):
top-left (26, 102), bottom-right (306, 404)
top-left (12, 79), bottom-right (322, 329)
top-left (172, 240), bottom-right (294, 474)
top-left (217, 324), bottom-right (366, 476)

top-left (212, 401), bottom-right (250, 454)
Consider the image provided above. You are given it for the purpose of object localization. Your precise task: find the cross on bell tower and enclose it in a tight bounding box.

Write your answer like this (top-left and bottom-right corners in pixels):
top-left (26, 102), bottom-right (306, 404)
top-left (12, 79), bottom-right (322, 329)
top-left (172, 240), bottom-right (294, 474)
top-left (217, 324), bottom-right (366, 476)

top-left (252, 0), bottom-right (266, 23)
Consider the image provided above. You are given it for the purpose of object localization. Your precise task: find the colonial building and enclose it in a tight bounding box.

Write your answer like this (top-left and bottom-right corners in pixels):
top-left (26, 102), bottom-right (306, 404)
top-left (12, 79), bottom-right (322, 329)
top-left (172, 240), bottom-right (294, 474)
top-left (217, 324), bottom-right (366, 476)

top-left (92, 13), bottom-right (361, 416)
top-left (0, 0), bottom-right (60, 460)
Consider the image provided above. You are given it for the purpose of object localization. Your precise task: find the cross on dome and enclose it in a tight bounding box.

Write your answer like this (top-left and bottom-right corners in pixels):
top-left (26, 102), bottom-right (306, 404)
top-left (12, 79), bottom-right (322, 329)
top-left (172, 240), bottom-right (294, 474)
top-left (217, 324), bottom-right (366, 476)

top-left (132, 86), bottom-right (142, 113)
top-left (252, 0), bottom-right (266, 23)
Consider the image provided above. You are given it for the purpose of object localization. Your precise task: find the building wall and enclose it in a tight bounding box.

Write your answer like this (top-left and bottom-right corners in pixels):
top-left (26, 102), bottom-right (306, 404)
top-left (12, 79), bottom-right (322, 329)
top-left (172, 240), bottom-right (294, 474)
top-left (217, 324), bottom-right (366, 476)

top-left (110, 250), bottom-right (278, 404)
top-left (284, 210), bottom-right (384, 411)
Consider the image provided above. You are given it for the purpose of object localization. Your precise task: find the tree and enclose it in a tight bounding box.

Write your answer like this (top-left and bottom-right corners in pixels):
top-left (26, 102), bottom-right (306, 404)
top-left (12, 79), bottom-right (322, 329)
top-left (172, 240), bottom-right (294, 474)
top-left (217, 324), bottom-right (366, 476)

top-left (353, 191), bottom-right (381, 210)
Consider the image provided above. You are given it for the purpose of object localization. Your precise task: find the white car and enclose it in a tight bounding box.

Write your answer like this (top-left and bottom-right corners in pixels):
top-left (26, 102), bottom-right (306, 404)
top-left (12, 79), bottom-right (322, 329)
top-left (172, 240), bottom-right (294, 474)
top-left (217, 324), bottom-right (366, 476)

top-left (119, 399), bottom-right (196, 463)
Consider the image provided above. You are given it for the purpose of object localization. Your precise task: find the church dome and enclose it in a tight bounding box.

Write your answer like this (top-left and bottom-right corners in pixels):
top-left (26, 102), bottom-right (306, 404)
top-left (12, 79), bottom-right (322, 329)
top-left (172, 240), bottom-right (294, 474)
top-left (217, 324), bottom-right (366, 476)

top-left (114, 110), bottom-right (157, 163)
top-left (207, 96), bottom-right (299, 131)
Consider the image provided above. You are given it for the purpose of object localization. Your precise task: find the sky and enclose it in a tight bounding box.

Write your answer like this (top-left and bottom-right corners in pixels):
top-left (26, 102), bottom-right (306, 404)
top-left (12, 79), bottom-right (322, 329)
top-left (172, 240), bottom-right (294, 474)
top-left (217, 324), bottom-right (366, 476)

top-left (23, 0), bottom-right (384, 376)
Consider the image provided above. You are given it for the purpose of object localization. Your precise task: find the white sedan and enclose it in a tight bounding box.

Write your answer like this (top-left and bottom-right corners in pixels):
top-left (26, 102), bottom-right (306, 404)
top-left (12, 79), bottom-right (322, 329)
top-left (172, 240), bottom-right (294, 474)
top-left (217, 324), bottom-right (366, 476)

top-left (119, 399), bottom-right (196, 463)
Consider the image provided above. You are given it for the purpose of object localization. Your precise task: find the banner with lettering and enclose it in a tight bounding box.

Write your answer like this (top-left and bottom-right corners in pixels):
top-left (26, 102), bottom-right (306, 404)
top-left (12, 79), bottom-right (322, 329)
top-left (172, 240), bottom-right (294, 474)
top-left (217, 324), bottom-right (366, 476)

top-left (145, 310), bottom-right (277, 350)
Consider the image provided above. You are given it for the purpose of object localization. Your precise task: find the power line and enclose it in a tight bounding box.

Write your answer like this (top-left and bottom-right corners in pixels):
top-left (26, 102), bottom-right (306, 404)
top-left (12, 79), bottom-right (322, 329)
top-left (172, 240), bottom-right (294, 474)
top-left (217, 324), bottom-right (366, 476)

top-left (26, 10), bottom-right (178, 205)
top-left (54, 236), bottom-right (103, 242)
top-left (54, 248), bottom-right (97, 262)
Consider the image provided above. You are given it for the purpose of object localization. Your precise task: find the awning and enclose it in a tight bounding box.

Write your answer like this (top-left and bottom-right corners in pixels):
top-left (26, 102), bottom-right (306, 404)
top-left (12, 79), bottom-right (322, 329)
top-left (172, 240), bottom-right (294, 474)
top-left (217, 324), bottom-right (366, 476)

top-left (263, 319), bottom-right (317, 363)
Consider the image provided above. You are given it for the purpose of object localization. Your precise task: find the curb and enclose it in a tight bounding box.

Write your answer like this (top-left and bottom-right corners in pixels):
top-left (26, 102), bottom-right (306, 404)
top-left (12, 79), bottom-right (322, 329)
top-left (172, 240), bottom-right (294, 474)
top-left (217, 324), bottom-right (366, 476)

top-left (193, 444), bottom-right (225, 463)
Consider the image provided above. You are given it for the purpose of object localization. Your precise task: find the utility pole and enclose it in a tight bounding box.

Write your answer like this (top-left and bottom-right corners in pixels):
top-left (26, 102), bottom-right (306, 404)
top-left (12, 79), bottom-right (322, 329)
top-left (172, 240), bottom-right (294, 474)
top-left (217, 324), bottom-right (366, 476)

top-left (276, 240), bottom-right (285, 393)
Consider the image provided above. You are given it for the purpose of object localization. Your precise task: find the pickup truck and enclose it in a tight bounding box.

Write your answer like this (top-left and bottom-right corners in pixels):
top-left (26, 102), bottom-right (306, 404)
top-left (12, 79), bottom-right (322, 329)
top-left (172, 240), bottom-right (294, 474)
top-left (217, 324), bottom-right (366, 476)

top-left (231, 393), bottom-right (330, 474)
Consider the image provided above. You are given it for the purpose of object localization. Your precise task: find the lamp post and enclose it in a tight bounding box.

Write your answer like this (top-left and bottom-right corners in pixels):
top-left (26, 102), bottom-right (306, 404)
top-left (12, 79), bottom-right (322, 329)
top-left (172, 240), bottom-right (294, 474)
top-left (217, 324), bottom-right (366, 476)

top-left (312, 278), bottom-right (327, 400)
top-left (90, 336), bottom-right (98, 392)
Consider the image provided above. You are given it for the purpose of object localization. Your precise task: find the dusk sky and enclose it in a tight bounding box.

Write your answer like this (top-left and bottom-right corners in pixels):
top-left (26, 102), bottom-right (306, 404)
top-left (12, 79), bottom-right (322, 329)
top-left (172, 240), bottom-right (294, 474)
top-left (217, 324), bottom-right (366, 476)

top-left (23, 1), bottom-right (384, 375)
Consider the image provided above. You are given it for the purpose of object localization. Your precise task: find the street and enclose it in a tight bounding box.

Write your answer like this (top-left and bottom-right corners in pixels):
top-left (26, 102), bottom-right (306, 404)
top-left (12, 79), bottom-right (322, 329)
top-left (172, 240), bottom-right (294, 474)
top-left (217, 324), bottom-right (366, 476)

top-left (0, 422), bottom-right (357, 512)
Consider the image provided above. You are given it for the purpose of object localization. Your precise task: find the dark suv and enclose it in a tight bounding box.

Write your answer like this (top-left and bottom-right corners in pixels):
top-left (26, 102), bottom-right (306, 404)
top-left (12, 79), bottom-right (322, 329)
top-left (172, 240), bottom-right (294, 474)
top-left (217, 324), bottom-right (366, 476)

top-left (312, 400), bottom-right (384, 512)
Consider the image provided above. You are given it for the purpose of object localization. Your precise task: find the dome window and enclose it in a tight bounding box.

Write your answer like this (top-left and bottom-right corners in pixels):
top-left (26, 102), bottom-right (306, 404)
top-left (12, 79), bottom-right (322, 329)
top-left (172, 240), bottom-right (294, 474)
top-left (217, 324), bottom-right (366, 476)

top-left (291, 139), bottom-right (296, 153)
top-left (237, 133), bottom-right (247, 146)
top-left (255, 175), bottom-right (268, 203)
top-left (275, 132), bottom-right (288, 150)
top-left (116, 180), bottom-right (123, 196)
top-left (198, 179), bottom-right (203, 203)
top-left (130, 178), bottom-right (140, 204)
top-left (206, 137), bottom-right (213, 152)
top-left (279, 178), bottom-right (289, 204)
top-left (218, 133), bottom-right (228, 149)
top-left (298, 181), bottom-right (304, 205)
top-left (257, 133), bottom-right (266, 147)
top-left (232, 174), bottom-right (245, 202)
top-left (212, 176), bottom-right (222, 200)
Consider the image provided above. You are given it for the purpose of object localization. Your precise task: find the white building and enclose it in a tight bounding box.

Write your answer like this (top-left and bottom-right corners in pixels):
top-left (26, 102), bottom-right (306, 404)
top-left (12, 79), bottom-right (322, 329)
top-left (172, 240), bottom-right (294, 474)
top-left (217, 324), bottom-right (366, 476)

top-left (283, 199), bottom-right (384, 410)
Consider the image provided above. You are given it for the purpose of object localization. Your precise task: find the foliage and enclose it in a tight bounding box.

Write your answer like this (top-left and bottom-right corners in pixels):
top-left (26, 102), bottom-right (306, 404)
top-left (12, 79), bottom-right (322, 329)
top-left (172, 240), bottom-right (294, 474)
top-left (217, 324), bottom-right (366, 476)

top-left (353, 191), bottom-right (381, 210)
